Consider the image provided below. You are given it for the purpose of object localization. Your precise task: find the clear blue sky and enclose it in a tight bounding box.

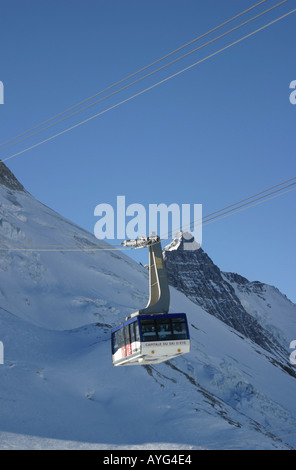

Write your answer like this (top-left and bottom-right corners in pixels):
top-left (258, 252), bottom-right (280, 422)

top-left (1, 0), bottom-right (295, 302)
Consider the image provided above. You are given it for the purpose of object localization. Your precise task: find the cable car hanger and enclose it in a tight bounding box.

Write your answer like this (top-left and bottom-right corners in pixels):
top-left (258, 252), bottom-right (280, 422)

top-left (121, 234), bottom-right (170, 319)
top-left (111, 234), bottom-right (190, 366)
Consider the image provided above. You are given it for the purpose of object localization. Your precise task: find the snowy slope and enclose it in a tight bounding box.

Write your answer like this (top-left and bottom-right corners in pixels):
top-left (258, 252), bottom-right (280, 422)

top-left (1, 286), bottom-right (296, 450)
top-left (164, 233), bottom-right (296, 378)
top-left (0, 163), bottom-right (295, 450)
top-left (0, 179), bottom-right (146, 330)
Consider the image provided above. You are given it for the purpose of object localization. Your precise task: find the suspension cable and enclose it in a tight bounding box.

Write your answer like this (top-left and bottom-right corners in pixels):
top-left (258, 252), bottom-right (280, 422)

top-left (2, 5), bottom-right (295, 164)
top-left (0, 0), bottom-right (268, 152)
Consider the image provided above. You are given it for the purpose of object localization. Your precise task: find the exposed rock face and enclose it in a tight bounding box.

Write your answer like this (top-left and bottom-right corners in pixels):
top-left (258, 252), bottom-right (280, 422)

top-left (0, 161), bottom-right (26, 192)
top-left (163, 232), bottom-right (294, 374)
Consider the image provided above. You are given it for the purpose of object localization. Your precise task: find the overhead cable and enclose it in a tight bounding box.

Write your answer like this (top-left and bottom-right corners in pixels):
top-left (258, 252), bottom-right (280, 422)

top-left (0, 177), bottom-right (295, 252)
top-left (0, 0), bottom-right (268, 152)
top-left (2, 4), bottom-right (296, 164)
top-left (161, 177), bottom-right (296, 239)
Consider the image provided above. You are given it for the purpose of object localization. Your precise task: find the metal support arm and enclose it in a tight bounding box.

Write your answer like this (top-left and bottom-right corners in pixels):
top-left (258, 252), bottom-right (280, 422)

top-left (121, 235), bottom-right (170, 315)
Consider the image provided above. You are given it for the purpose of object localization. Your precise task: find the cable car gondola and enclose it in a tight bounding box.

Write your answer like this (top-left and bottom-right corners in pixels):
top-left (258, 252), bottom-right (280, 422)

top-left (111, 312), bottom-right (190, 366)
top-left (111, 235), bottom-right (190, 366)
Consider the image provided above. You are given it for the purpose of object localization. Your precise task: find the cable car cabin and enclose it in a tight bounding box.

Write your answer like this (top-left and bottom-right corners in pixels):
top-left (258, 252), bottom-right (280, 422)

top-left (111, 313), bottom-right (190, 366)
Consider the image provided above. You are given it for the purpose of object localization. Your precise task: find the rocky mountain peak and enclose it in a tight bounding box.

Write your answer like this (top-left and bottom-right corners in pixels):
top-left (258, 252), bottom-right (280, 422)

top-left (0, 161), bottom-right (26, 192)
top-left (163, 233), bottom-right (294, 376)
top-left (164, 231), bottom-right (201, 252)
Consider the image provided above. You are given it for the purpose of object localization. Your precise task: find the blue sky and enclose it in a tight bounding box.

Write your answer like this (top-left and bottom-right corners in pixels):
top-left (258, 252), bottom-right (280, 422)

top-left (0, 0), bottom-right (295, 302)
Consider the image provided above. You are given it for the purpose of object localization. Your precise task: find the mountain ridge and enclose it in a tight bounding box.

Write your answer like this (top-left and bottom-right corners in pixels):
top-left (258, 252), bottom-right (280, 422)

top-left (0, 161), bottom-right (26, 192)
top-left (164, 232), bottom-right (295, 378)
top-left (0, 162), bottom-right (295, 449)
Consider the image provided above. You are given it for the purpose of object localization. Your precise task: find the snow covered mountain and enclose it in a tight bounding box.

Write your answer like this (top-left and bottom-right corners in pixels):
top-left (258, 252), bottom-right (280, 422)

top-left (0, 161), bottom-right (295, 450)
top-left (164, 233), bottom-right (296, 378)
